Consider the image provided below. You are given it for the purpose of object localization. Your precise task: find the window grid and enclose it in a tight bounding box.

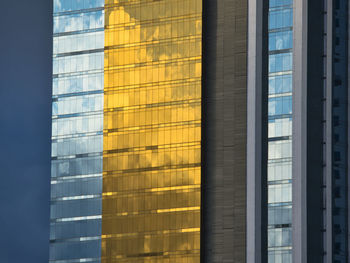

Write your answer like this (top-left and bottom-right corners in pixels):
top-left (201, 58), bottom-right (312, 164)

top-left (102, 0), bottom-right (202, 262)
top-left (50, 0), bottom-right (105, 262)
top-left (268, 0), bottom-right (293, 262)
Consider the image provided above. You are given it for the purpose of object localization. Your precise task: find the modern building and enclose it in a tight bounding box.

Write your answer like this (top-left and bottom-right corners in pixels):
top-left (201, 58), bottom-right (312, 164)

top-left (49, 0), bottom-right (349, 262)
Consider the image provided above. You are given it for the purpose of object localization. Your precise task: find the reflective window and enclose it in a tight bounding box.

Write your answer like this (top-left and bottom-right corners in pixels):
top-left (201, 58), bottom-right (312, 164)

top-left (54, 31), bottom-right (104, 54)
top-left (54, 0), bottom-right (104, 13)
top-left (54, 11), bottom-right (104, 34)
top-left (269, 74), bottom-right (292, 94)
top-left (269, 31), bottom-right (292, 51)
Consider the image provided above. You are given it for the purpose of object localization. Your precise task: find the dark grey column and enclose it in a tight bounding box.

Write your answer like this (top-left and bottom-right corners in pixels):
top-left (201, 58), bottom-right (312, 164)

top-left (348, 0), bottom-right (350, 256)
top-left (246, 0), bottom-right (268, 262)
top-left (348, 1), bottom-right (350, 259)
top-left (329, 0), bottom-right (349, 261)
top-left (201, 0), bottom-right (248, 262)
top-left (293, 0), bottom-right (325, 262)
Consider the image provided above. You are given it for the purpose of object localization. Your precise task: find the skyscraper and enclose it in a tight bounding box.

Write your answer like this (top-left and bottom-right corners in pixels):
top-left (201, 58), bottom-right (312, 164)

top-left (49, 0), bottom-right (350, 262)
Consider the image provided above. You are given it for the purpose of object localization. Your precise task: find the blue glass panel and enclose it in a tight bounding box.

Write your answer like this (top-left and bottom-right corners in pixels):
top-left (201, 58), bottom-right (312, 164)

top-left (50, 0), bottom-right (104, 262)
top-left (268, 0), bottom-right (293, 261)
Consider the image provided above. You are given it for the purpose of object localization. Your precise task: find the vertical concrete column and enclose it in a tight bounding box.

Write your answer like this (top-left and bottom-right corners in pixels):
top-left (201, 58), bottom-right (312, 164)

top-left (246, 0), bottom-right (268, 262)
top-left (292, 0), bottom-right (308, 262)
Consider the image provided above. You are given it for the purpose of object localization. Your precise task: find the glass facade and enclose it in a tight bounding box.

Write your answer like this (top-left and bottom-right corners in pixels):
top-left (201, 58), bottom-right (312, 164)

top-left (267, 0), bottom-right (293, 262)
top-left (46, 0), bottom-right (350, 261)
top-left (102, 0), bottom-right (202, 262)
top-left (50, 0), bottom-right (105, 262)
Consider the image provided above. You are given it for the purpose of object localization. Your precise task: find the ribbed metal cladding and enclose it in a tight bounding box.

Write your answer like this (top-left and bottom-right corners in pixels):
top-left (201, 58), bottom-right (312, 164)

top-left (201, 0), bottom-right (248, 262)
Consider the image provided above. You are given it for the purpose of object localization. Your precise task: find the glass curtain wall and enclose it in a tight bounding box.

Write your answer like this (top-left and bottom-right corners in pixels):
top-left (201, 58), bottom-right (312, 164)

top-left (102, 0), bottom-right (202, 262)
top-left (267, 0), bottom-right (293, 262)
top-left (50, 0), bottom-right (105, 262)
top-left (331, 0), bottom-right (348, 261)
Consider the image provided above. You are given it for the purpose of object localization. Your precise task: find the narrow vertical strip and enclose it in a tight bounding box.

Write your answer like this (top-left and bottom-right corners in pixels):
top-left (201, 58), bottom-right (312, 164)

top-left (247, 0), bottom-right (269, 262)
top-left (267, 0), bottom-right (293, 261)
top-left (330, 0), bottom-right (349, 261)
top-left (202, 0), bottom-right (248, 261)
top-left (49, 1), bottom-right (105, 262)
top-left (325, 0), bottom-right (333, 261)
top-left (293, 0), bottom-right (325, 261)
top-left (292, 0), bottom-right (308, 261)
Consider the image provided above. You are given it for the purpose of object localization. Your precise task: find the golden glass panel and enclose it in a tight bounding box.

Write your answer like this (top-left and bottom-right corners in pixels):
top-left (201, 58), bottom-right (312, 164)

top-left (102, 0), bottom-right (202, 262)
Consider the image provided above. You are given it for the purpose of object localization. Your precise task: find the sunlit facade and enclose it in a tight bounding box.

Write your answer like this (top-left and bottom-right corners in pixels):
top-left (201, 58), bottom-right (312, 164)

top-left (102, 0), bottom-right (202, 261)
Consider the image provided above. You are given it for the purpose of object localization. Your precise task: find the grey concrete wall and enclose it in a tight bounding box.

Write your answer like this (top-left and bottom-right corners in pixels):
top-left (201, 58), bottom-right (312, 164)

top-left (201, 0), bottom-right (248, 262)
